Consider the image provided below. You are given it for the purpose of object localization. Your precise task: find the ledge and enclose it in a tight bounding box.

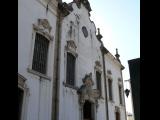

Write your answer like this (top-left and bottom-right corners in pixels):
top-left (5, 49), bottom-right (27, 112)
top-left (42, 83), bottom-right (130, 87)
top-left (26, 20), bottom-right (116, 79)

top-left (63, 82), bottom-right (79, 90)
top-left (27, 68), bottom-right (51, 80)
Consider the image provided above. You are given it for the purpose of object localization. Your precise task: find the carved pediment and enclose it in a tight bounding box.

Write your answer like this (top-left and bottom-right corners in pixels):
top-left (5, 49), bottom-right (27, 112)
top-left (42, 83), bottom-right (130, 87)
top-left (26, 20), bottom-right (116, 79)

top-left (115, 106), bottom-right (120, 112)
top-left (77, 73), bottom-right (100, 104)
top-left (38, 19), bottom-right (52, 33)
top-left (95, 61), bottom-right (102, 72)
top-left (82, 73), bottom-right (94, 86)
top-left (33, 19), bottom-right (53, 40)
top-left (65, 40), bottom-right (78, 57)
top-left (95, 61), bottom-right (101, 68)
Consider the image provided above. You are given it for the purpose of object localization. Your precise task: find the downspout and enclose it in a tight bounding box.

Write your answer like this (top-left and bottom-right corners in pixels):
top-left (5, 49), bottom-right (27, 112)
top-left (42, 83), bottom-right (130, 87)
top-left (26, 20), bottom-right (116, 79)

top-left (100, 45), bottom-right (109, 120)
top-left (51, 2), bottom-right (62, 120)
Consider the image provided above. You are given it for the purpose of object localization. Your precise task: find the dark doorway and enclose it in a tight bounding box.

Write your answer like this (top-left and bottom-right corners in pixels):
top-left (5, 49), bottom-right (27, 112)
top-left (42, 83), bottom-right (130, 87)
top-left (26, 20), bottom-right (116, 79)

top-left (18, 88), bottom-right (24, 120)
top-left (83, 101), bottom-right (94, 120)
top-left (115, 111), bottom-right (120, 120)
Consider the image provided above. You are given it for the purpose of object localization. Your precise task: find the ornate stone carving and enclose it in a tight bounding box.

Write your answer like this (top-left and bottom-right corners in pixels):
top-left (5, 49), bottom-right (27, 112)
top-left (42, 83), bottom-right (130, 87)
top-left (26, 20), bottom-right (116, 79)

top-left (95, 61), bottom-right (101, 68)
top-left (65, 40), bottom-right (78, 57)
top-left (33, 19), bottom-right (53, 40)
top-left (95, 61), bottom-right (102, 72)
top-left (58, 2), bottom-right (70, 17)
top-left (38, 19), bottom-right (52, 33)
top-left (77, 73), bottom-right (100, 104)
top-left (115, 106), bottom-right (120, 112)
top-left (74, 0), bottom-right (92, 12)
top-left (107, 70), bottom-right (112, 75)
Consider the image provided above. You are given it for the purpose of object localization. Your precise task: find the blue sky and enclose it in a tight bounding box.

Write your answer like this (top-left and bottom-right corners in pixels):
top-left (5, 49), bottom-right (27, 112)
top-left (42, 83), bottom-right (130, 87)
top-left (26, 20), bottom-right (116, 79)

top-left (63, 0), bottom-right (140, 114)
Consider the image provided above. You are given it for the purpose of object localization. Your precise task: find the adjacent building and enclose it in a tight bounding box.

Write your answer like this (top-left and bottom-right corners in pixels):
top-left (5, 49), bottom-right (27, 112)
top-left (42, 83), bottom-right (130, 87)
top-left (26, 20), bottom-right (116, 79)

top-left (128, 58), bottom-right (140, 120)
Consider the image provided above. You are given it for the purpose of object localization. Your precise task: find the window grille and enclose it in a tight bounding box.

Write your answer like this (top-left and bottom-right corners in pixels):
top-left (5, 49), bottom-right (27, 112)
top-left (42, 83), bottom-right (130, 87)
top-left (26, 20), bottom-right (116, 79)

top-left (32, 33), bottom-right (49, 74)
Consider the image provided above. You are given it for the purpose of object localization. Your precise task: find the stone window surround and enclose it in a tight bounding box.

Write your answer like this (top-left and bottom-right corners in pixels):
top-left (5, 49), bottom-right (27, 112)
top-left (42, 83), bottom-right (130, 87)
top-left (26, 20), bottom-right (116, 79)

top-left (117, 78), bottom-right (124, 106)
top-left (118, 84), bottom-right (124, 106)
top-left (63, 40), bottom-right (78, 89)
top-left (107, 75), bottom-right (114, 102)
top-left (94, 61), bottom-right (104, 99)
top-left (27, 19), bottom-right (53, 80)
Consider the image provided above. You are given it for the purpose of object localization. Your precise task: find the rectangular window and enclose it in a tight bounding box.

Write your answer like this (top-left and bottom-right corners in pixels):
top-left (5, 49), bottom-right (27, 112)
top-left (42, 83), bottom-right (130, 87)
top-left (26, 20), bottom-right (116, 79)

top-left (108, 79), bottom-right (113, 101)
top-left (66, 53), bottom-right (76, 86)
top-left (96, 71), bottom-right (102, 95)
top-left (32, 33), bottom-right (49, 74)
top-left (119, 86), bottom-right (123, 105)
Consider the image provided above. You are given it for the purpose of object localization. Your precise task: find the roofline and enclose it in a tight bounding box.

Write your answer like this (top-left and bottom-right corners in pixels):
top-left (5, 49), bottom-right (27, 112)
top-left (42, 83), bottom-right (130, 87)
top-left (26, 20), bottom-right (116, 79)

top-left (101, 45), bottom-right (125, 70)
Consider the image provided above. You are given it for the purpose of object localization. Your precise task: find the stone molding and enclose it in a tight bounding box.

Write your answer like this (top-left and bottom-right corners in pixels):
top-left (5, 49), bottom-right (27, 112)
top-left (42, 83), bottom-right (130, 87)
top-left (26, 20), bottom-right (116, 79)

top-left (65, 40), bottom-right (78, 57)
top-left (95, 61), bottom-right (102, 73)
top-left (33, 19), bottom-right (53, 40)
top-left (77, 73), bottom-right (100, 105)
top-left (18, 73), bottom-right (27, 89)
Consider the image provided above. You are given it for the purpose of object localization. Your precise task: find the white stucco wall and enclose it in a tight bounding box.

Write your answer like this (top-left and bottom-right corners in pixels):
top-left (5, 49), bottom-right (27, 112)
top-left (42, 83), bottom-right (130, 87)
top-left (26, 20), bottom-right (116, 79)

top-left (18, 0), bottom-right (57, 120)
top-left (58, 3), bottom-right (107, 120)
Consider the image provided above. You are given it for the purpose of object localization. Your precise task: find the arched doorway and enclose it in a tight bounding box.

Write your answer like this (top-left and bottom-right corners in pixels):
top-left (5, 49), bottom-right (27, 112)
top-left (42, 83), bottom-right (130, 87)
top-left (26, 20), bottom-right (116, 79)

top-left (83, 100), bottom-right (94, 120)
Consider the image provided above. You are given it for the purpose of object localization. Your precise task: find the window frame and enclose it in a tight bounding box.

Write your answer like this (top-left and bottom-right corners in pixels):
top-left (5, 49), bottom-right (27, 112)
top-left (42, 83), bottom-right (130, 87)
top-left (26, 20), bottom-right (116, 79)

top-left (32, 32), bottom-right (49, 74)
top-left (118, 85), bottom-right (123, 105)
top-left (66, 52), bottom-right (76, 86)
top-left (94, 60), bottom-right (103, 98)
top-left (63, 40), bottom-right (78, 89)
top-left (108, 78), bottom-right (113, 101)
top-left (28, 27), bottom-right (52, 80)
top-left (96, 71), bottom-right (102, 96)
top-left (118, 78), bottom-right (124, 106)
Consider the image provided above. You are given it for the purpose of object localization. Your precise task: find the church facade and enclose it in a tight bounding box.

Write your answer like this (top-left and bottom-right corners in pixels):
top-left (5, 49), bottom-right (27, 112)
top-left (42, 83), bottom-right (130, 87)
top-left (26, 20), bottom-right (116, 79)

top-left (18, 0), bottom-right (127, 120)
